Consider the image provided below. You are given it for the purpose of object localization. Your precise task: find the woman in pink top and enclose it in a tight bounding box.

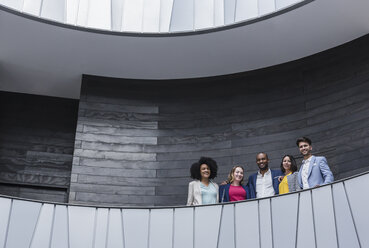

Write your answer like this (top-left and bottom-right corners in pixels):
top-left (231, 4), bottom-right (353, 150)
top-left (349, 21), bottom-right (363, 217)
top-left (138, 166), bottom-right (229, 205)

top-left (219, 166), bottom-right (250, 203)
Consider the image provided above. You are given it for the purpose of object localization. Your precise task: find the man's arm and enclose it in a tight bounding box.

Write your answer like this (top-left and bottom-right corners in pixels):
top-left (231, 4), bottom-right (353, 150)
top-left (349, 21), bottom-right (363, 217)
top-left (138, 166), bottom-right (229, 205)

top-left (272, 170), bottom-right (283, 194)
top-left (247, 175), bottom-right (256, 199)
top-left (319, 157), bottom-right (334, 185)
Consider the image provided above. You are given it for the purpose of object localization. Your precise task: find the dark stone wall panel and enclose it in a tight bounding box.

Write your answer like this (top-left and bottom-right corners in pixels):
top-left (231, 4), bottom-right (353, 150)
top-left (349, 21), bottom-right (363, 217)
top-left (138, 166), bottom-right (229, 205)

top-left (76, 174), bottom-right (190, 187)
top-left (73, 148), bottom-right (156, 161)
top-left (0, 184), bottom-right (67, 202)
top-left (78, 117), bottom-right (158, 129)
top-left (75, 133), bottom-right (157, 145)
top-left (74, 192), bottom-right (184, 206)
top-left (79, 101), bottom-right (159, 114)
top-left (143, 141), bottom-right (232, 153)
top-left (0, 172), bottom-right (70, 187)
top-left (72, 165), bottom-right (156, 178)
top-left (70, 34), bottom-right (369, 206)
top-left (82, 124), bottom-right (160, 137)
top-left (0, 91), bottom-right (78, 202)
top-left (70, 183), bottom-right (155, 196)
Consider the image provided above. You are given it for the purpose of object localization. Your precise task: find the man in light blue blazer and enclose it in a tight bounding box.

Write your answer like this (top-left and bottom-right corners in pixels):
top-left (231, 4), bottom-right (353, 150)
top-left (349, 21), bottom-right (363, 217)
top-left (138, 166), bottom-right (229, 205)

top-left (296, 137), bottom-right (334, 189)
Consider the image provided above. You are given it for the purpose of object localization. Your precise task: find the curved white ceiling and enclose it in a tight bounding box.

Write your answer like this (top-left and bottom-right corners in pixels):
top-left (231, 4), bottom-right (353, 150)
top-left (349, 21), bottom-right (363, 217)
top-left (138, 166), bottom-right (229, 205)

top-left (0, 0), bottom-right (304, 33)
top-left (0, 0), bottom-right (369, 99)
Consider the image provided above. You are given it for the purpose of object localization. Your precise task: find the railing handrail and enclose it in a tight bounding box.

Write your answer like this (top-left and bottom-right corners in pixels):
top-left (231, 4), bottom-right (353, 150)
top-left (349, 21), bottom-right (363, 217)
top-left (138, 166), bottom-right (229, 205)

top-left (0, 169), bottom-right (367, 209)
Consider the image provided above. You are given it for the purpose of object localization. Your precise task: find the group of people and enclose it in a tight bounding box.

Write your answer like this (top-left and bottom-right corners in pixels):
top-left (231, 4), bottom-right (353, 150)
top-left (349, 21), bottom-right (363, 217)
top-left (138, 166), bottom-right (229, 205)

top-left (187, 137), bottom-right (334, 205)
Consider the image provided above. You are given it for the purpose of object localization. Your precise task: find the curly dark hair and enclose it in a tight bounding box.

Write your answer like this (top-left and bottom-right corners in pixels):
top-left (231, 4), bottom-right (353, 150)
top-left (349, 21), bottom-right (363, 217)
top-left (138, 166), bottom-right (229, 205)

top-left (280, 155), bottom-right (298, 174)
top-left (190, 157), bottom-right (218, 180)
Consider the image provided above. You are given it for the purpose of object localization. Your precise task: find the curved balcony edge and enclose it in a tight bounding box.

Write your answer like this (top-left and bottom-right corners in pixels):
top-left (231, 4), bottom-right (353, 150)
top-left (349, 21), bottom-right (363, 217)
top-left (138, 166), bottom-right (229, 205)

top-left (0, 170), bottom-right (368, 247)
top-left (0, 170), bottom-right (367, 209)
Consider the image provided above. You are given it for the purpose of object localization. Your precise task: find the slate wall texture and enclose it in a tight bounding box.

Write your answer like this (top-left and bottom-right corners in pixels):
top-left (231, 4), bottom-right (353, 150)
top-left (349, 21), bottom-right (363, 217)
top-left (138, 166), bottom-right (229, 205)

top-left (0, 92), bottom-right (78, 202)
top-left (69, 35), bottom-right (369, 206)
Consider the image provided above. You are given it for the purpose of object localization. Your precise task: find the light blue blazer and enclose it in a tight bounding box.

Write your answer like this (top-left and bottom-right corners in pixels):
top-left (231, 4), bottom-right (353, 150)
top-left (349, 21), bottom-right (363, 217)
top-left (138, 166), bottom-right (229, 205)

top-left (298, 156), bottom-right (334, 189)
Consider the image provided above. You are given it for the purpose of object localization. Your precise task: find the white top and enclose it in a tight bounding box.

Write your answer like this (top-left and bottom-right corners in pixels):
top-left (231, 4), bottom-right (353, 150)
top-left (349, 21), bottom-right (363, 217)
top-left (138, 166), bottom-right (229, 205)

top-left (301, 157), bottom-right (312, 189)
top-left (256, 168), bottom-right (275, 198)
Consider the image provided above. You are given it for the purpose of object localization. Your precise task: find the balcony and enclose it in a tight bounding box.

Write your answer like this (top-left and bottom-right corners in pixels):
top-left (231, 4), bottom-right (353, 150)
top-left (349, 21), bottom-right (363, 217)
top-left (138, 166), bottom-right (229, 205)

top-left (0, 172), bottom-right (368, 248)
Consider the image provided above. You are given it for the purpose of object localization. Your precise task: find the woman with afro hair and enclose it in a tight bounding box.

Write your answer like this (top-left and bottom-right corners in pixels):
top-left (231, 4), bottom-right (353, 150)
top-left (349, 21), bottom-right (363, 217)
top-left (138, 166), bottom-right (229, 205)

top-left (187, 157), bottom-right (219, 205)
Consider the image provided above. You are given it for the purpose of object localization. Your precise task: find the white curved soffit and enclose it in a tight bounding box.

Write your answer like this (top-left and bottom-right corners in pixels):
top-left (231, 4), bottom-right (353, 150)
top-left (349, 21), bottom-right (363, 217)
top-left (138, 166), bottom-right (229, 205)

top-left (0, 172), bottom-right (368, 248)
top-left (0, 0), bottom-right (369, 99)
top-left (0, 0), bottom-right (305, 33)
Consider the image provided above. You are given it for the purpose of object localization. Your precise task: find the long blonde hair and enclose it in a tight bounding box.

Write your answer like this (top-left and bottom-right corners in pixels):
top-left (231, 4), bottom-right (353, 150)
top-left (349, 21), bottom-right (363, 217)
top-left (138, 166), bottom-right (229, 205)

top-left (227, 165), bottom-right (245, 185)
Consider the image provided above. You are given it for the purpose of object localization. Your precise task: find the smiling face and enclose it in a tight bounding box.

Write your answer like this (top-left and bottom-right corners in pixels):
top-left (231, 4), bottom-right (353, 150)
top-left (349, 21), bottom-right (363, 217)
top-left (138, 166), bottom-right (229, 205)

top-left (200, 164), bottom-right (211, 180)
top-left (298, 141), bottom-right (312, 158)
top-left (256, 153), bottom-right (269, 171)
top-left (232, 167), bottom-right (244, 184)
top-left (282, 156), bottom-right (292, 173)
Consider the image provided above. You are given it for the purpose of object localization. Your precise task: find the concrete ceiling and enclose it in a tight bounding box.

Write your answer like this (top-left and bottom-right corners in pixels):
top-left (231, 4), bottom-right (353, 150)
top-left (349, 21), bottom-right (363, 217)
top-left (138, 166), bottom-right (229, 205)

top-left (1, 0), bottom-right (369, 99)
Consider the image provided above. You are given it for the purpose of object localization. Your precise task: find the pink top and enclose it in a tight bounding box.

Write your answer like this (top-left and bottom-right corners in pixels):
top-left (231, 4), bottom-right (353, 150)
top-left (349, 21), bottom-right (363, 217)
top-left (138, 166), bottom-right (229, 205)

top-left (229, 185), bottom-right (246, 202)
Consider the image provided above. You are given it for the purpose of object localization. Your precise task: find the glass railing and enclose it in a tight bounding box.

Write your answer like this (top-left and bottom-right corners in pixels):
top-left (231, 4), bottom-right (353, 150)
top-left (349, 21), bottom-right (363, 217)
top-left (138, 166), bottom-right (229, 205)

top-left (0, 0), bottom-right (307, 34)
top-left (0, 171), bottom-right (368, 247)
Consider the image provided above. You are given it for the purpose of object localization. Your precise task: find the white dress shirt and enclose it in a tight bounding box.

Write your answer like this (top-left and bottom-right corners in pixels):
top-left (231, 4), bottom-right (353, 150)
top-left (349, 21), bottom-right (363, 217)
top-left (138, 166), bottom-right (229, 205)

top-left (301, 157), bottom-right (312, 189)
top-left (256, 168), bottom-right (275, 198)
